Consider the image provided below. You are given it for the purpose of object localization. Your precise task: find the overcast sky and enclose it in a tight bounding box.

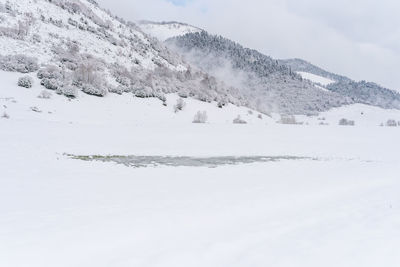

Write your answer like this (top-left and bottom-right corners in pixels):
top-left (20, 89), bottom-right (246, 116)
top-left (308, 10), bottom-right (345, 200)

top-left (97, 0), bottom-right (400, 90)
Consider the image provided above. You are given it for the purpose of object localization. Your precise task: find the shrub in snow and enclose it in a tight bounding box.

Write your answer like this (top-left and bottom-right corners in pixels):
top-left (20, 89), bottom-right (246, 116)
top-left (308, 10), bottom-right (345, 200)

top-left (193, 111), bottom-right (208, 124)
top-left (17, 76), bottom-right (33, 88)
top-left (30, 106), bottom-right (41, 113)
top-left (41, 78), bottom-right (60, 90)
top-left (134, 87), bottom-right (155, 98)
top-left (37, 66), bottom-right (63, 80)
top-left (1, 111), bottom-right (9, 119)
top-left (108, 85), bottom-right (125, 95)
top-left (38, 90), bottom-right (52, 99)
top-left (339, 118), bottom-right (355, 126)
top-left (0, 54), bottom-right (39, 73)
top-left (57, 86), bottom-right (78, 98)
top-left (233, 115), bottom-right (247, 124)
top-left (279, 115), bottom-right (298, 125)
top-left (386, 120), bottom-right (398, 127)
top-left (81, 84), bottom-right (108, 97)
top-left (258, 114), bottom-right (263, 119)
top-left (174, 98), bottom-right (186, 113)
top-left (116, 75), bottom-right (131, 87)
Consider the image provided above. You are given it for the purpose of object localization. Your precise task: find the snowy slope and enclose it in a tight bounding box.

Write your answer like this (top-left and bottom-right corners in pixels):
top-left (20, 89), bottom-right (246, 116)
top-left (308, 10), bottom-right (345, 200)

top-left (0, 0), bottom-right (183, 71)
top-left (139, 21), bottom-right (202, 41)
top-left (297, 71), bottom-right (335, 86)
top-left (298, 104), bottom-right (400, 127)
top-left (0, 70), bottom-right (267, 125)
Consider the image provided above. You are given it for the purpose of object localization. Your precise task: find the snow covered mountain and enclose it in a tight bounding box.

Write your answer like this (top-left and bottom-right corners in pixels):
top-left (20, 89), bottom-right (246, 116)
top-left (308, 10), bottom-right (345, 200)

top-left (1, 0), bottom-right (399, 117)
top-left (281, 58), bottom-right (400, 109)
top-left (138, 21), bottom-right (202, 41)
top-left (0, 0), bottom-right (247, 107)
top-left (165, 31), bottom-right (400, 113)
top-left (167, 31), bottom-right (351, 115)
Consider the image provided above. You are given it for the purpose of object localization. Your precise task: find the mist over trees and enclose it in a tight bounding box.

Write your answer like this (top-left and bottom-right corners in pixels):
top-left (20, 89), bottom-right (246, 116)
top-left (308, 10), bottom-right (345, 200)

top-left (166, 32), bottom-right (351, 115)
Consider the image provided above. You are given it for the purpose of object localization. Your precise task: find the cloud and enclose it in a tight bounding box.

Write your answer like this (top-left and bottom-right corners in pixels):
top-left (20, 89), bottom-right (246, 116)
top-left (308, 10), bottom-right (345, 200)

top-left (97, 0), bottom-right (400, 90)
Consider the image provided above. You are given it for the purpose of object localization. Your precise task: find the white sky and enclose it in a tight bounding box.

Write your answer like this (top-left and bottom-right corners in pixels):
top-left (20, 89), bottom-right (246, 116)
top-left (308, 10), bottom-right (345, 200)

top-left (97, 0), bottom-right (400, 90)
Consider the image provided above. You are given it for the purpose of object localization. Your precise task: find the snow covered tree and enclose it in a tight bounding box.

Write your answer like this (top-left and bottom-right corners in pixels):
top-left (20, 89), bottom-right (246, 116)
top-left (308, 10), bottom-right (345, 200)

top-left (339, 118), bottom-right (355, 126)
top-left (193, 111), bottom-right (208, 123)
top-left (174, 98), bottom-right (186, 113)
top-left (17, 76), bottom-right (33, 88)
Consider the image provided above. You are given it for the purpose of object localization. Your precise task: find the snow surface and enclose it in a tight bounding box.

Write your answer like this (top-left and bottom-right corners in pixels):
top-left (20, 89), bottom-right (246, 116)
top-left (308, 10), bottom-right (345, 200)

top-left (1, 70), bottom-right (400, 267)
top-left (139, 21), bottom-right (202, 41)
top-left (298, 71), bottom-right (335, 86)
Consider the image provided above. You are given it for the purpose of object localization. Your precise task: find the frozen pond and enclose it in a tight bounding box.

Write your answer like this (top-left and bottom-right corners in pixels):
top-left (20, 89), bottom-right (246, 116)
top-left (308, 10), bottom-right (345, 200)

top-left (67, 154), bottom-right (317, 168)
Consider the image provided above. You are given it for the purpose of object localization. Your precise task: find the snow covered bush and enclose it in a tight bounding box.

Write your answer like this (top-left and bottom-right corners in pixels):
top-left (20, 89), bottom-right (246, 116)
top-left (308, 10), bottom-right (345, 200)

top-left (38, 90), bottom-right (52, 99)
top-left (339, 118), bottom-right (355, 126)
top-left (386, 120), bottom-right (398, 127)
top-left (174, 98), bottom-right (186, 113)
top-left (116, 75), bottom-right (131, 87)
top-left (0, 55), bottom-right (39, 73)
top-left (109, 85), bottom-right (127, 95)
top-left (17, 76), bottom-right (33, 88)
top-left (1, 111), bottom-right (9, 119)
top-left (37, 66), bottom-right (63, 80)
top-left (193, 111), bottom-right (208, 124)
top-left (134, 87), bottom-right (156, 98)
top-left (41, 78), bottom-right (60, 90)
top-left (57, 86), bottom-right (78, 98)
top-left (233, 115), bottom-right (247, 124)
top-left (81, 84), bottom-right (108, 97)
top-left (279, 115), bottom-right (298, 125)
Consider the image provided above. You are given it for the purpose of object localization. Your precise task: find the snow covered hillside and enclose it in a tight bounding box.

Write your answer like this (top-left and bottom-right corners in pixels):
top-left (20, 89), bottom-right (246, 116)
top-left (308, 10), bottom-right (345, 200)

top-left (0, 70), bottom-right (267, 125)
top-left (139, 21), bottom-right (202, 41)
top-left (0, 0), bottom-right (248, 108)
